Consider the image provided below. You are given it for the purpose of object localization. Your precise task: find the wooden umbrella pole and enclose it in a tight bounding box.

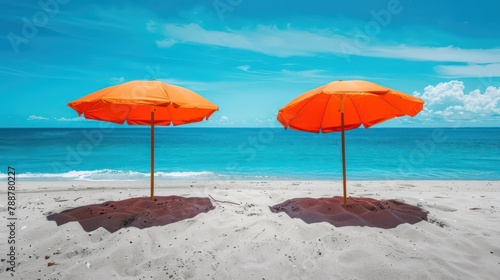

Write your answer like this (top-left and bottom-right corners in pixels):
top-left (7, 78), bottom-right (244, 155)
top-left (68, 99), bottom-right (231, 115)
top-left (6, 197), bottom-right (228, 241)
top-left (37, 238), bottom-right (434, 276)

top-left (340, 96), bottom-right (347, 206)
top-left (150, 109), bottom-right (155, 201)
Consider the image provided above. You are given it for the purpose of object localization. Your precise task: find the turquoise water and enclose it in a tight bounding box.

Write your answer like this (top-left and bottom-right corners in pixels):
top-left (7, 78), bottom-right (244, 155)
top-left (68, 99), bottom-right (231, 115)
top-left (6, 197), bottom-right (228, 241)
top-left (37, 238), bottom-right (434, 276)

top-left (0, 127), bottom-right (499, 180)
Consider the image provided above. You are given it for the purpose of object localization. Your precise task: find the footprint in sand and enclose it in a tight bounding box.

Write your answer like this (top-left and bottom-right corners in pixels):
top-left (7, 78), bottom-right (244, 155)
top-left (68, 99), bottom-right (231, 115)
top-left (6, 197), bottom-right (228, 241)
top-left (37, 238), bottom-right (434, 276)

top-left (398, 184), bottom-right (416, 188)
top-left (428, 218), bottom-right (448, 228)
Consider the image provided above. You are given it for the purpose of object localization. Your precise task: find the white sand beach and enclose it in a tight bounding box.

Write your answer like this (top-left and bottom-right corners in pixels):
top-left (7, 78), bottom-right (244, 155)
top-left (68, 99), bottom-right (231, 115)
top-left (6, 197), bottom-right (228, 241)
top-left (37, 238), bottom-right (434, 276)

top-left (1, 180), bottom-right (499, 279)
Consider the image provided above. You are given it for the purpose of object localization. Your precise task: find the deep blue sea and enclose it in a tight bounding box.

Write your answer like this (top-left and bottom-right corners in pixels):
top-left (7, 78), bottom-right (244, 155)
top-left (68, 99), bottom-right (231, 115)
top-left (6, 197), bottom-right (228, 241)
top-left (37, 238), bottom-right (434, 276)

top-left (0, 127), bottom-right (499, 181)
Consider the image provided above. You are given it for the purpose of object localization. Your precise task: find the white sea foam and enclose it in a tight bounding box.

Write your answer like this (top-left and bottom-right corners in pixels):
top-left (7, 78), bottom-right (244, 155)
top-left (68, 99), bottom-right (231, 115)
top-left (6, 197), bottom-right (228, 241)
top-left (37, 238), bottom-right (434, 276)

top-left (0, 169), bottom-right (219, 181)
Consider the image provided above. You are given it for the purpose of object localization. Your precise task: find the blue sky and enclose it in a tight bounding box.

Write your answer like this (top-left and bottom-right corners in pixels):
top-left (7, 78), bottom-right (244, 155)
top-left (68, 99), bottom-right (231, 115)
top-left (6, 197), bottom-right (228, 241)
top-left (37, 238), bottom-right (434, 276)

top-left (1, 0), bottom-right (499, 128)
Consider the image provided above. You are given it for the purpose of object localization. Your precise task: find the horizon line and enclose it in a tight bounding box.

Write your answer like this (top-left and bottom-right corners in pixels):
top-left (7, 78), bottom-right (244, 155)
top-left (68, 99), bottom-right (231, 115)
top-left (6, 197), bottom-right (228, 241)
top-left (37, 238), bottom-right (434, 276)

top-left (1, 126), bottom-right (499, 129)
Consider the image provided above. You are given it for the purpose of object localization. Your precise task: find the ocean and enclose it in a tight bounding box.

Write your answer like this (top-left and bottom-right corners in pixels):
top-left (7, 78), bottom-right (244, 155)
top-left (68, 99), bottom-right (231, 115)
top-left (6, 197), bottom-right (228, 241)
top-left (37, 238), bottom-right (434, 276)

top-left (0, 127), bottom-right (499, 181)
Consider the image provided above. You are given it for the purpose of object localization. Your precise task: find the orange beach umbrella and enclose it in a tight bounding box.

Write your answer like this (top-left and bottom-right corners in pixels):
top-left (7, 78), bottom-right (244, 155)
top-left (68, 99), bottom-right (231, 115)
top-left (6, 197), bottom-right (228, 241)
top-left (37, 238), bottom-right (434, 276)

top-left (277, 80), bottom-right (424, 205)
top-left (68, 80), bottom-right (218, 200)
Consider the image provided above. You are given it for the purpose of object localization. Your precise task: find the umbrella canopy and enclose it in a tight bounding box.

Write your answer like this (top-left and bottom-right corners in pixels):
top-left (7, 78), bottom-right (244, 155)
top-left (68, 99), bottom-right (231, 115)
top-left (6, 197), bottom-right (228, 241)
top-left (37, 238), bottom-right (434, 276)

top-left (68, 80), bottom-right (218, 125)
top-left (277, 80), bottom-right (424, 204)
top-left (68, 80), bottom-right (218, 200)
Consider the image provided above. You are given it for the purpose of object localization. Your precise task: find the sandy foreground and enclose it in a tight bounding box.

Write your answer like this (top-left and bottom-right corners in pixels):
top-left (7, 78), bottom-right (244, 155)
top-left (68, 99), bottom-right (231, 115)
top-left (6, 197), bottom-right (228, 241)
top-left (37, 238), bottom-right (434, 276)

top-left (1, 180), bottom-right (499, 279)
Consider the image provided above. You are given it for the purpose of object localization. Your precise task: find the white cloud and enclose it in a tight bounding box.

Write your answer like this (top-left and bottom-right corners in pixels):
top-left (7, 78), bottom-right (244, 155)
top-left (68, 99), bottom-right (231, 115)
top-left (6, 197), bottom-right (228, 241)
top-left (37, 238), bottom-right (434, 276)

top-left (160, 23), bottom-right (350, 57)
top-left (54, 117), bottom-right (86, 122)
top-left (27, 115), bottom-right (49, 121)
top-left (234, 65), bottom-right (332, 83)
top-left (157, 23), bottom-right (500, 64)
top-left (254, 117), bottom-right (275, 124)
top-left (415, 81), bottom-right (500, 123)
top-left (110, 77), bottom-right (125, 84)
top-left (155, 38), bottom-right (177, 48)
top-left (214, 115), bottom-right (236, 126)
top-left (146, 20), bottom-right (157, 33)
top-left (435, 63), bottom-right (500, 78)
top-left (279, 69), bottom-right (329, 80)
top-left (367, 46), bottom-right (500, 64)
top-left (237, 65), bottom-right (250, 72)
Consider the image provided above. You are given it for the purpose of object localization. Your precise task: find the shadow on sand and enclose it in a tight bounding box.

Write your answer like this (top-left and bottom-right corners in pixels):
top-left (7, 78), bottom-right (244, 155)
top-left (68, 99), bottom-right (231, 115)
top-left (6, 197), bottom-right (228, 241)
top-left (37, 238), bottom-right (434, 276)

top-left (271, 196), bottom-right (428, 229)
top-left (47, 196), bottom-right (214, 233)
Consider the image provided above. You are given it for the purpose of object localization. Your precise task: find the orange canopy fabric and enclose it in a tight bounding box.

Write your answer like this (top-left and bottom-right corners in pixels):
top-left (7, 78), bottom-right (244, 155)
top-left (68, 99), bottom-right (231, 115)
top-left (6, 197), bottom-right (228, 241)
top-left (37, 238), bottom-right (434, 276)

top-left (67, 80), bottom-right (218, 201)
top-left (277, 80), bottom-right (424, 205)
top-left (277, 80), bottom-right (423, 133)
top-left (68, 80), bottom-right (219, 125)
